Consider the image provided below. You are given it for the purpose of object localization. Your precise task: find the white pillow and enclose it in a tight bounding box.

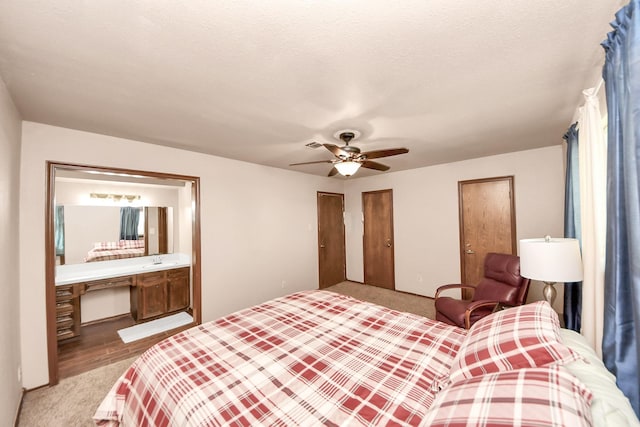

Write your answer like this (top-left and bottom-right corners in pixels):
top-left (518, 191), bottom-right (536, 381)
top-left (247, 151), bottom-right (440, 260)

top-left (560, 329), bottom-right (640, 427)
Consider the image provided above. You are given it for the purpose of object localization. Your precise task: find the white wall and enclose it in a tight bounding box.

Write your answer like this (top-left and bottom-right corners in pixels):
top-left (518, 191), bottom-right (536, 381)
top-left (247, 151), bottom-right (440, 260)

top-left (64, 206), bottom-right (122, 264)
top-left (19, 122), bottom-right (343, 389)
top-left (343, 146), bottom-right (566, 310)
top-left (18, 120), bottom-right (567, 389)
top-left (0, 76), bottom-right (23, 421)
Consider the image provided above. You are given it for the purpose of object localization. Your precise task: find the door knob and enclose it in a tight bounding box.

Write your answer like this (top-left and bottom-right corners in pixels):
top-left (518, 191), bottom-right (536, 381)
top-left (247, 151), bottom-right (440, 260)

top-left (386, 239), bottom-right (392, 247)
top-left (320, 244), bottom-right (326, 248)
top-left (465, 249), bottom-right (475, 254)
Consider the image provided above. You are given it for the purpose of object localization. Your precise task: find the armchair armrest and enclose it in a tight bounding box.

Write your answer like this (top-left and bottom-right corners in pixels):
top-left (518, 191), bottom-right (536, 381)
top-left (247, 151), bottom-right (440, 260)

top-left (464, 300), bottom-right (499, 329)
top-left (435, 284), bottom-right (476, 299)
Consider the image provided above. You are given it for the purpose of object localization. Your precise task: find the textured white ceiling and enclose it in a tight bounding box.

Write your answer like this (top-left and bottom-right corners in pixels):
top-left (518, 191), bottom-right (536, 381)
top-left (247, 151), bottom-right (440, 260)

top-left (0, 1), bottom-right (626, 177)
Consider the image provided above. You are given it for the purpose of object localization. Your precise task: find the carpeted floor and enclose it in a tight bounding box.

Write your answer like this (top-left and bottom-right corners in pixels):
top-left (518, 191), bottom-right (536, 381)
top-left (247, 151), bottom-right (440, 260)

top-left (18, 356), bottom-right (137, 427)
top-left (326, 281), bottom-right (435, 319)
top-left (17, 281), bottom-right (435, 426)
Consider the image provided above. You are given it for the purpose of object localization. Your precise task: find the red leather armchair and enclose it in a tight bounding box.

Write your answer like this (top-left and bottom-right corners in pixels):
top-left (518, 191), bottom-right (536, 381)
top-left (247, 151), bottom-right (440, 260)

top-left (434, 252), bottom-right (530, 329)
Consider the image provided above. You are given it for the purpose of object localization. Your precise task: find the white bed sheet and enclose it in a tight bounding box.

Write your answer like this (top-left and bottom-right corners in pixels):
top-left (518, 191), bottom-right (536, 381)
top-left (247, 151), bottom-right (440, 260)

top-left (560, 329), bottom-right (640, 427)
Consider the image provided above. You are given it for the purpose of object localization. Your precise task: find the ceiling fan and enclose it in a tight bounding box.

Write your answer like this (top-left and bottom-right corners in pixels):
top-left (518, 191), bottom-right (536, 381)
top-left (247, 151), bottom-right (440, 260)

top-left (290, 131), bottom-right (409, 177)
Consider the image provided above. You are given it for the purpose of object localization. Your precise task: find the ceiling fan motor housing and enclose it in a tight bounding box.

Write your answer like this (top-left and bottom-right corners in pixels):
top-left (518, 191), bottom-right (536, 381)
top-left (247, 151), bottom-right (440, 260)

top-left (339, 131), bottom-right (355, 143)
top-left (338, 131), bottom-right (361, 156)
top-left (341, 145), bottom-right (361, 156)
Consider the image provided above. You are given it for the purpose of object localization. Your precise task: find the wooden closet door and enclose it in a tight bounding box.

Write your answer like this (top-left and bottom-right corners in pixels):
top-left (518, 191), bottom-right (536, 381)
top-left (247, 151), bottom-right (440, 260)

top-left (363, 189), bottom-right (395, 290)
top-left (317, 192), bottom-right (346, 289)
top-left (458, 176), bottom-right (516, 299)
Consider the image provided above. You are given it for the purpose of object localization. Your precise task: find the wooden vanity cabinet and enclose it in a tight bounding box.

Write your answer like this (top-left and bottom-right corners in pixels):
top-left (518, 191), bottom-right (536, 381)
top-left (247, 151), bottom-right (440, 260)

top-left (56, 266), bottom-right (190, 341)
top-left (131, 267), bottom-right (190, 321)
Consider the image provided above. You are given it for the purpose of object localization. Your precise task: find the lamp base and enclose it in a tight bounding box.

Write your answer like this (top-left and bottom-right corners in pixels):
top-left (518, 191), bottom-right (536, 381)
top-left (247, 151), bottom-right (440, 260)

top-left (542, 281), bottom-right (557, 307)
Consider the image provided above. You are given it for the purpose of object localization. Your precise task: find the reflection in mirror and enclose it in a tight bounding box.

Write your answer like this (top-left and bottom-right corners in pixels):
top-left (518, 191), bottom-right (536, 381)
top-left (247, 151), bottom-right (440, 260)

top-left (54, 168), bottom-right (186, 267)
top-left (58, 206), bottom-right (173, 264)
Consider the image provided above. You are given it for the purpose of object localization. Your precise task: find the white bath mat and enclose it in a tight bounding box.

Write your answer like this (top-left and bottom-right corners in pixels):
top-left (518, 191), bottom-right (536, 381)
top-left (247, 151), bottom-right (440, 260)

top-left (118, 312), bottom-right (193, 343)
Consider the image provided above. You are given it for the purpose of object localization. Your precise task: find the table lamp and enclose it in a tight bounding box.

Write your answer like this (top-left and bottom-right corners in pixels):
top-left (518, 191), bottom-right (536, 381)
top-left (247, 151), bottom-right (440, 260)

top-left (519, 236), bottom-right (583, 306)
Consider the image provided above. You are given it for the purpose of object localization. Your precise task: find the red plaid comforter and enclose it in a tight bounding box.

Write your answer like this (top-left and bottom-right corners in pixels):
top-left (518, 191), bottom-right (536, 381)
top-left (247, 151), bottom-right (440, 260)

top-left (85, 240), bottom-right (145, 262)
top-left (85, 247), bottom-right (146, 262)
top-left (94, 290), bottom-right (466, 426)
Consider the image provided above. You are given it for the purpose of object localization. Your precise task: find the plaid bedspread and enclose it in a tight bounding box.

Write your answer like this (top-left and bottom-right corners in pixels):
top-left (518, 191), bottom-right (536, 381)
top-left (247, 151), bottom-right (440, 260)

top-left (85, 247), bottom-right (145, 262)
top-left (94, 290), bottom-right (466, 426)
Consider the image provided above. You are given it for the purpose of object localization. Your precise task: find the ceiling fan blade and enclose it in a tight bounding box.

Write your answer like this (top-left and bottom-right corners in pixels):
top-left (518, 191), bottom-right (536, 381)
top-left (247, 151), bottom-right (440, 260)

top-left (323, 143), bottom-right (348, 158)
top-left (289, 160), bottom-right (334, 166)
top-left (328, 167), bottom-right (339, 177)
top-left (361, 160), bottom-right (390, 171)
top-left (360, 148), bottom-right (409, 159)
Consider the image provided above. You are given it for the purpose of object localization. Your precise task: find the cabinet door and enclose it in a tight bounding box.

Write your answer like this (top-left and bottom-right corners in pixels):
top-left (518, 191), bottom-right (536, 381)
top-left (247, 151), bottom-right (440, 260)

top-left (138, 271), bottom-right (167, 319)
top-left (167, 268), bottom-right (190, 312)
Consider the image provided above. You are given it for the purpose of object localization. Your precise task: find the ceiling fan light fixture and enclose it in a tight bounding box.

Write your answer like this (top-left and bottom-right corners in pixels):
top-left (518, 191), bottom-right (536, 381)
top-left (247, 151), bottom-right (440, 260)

top-left (334, 161), bottom-right (361, 176)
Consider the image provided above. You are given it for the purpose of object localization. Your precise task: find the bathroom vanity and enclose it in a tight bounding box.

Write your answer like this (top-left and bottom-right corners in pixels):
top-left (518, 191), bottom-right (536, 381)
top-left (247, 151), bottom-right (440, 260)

top-left (55, 255), bottom-right (191, 341)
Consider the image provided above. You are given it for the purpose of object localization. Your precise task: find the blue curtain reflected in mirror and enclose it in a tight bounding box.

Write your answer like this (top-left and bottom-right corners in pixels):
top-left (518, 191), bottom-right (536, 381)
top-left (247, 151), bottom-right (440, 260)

top-left (54, 205), bottom-right (65, 258)
top-left (119, 207), bottom-right (140, 240)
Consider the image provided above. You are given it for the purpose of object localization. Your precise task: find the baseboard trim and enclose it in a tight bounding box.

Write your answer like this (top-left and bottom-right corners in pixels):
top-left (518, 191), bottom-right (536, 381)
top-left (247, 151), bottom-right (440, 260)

top-left (395, 289), bottom-right (435, 301)
top-left (338, 280), bottom-right (435, 301)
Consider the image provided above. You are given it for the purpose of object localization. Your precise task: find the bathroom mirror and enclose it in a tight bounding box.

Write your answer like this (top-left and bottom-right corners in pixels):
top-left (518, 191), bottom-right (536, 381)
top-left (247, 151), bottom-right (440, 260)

top-left (58, 205), bottom-right (174, 264)
top-left (54, 168), bottom-right (184, 266)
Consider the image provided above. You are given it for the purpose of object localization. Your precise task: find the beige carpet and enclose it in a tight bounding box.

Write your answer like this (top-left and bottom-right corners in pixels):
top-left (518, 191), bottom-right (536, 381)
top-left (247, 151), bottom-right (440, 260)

top-left (18, 282), bottom-right (435, 425)
top-left (18, 356), bottom-right (137, 426)
top-left (325, 281), bottom-right (435, 319)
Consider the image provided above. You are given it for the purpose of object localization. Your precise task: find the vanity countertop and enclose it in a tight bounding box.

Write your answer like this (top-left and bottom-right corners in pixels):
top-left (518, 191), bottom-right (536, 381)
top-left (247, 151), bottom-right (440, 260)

top-left (55, 253), bottom-right (191, 285)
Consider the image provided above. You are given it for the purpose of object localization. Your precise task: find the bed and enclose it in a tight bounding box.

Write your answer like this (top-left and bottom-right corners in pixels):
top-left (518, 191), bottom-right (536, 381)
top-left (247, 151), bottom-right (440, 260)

top-left (85, 240), bottom-right (145, 262)
top-left (94, 290), bottom-right (639, 426)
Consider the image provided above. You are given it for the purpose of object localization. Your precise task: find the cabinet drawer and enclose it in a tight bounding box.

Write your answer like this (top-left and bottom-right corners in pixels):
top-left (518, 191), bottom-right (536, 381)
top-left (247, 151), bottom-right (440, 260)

top-left (56, 288), bottom-right (73, 300)
top-left (57, 329), bottom-right (74, 340)
top-left (137, 271), bottom-right (166, 286)
top-left (56, 316), bottom-right (74, 329)
top-left (84, 275), bottom-right (135, 292)
top-left (56, 302), bottom-right (74, 316)
top-left (167, 267), bottom-right (189, 279)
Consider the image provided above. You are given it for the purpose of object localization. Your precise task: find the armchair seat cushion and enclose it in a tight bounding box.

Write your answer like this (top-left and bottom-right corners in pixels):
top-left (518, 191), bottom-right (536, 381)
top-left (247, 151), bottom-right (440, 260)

top-left (435, 296), bottom-right (495, 327)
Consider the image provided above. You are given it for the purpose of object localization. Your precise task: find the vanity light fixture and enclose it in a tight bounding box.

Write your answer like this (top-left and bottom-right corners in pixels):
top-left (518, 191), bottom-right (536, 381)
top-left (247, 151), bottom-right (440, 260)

top-left (90, 193), bottom-right (141, 202)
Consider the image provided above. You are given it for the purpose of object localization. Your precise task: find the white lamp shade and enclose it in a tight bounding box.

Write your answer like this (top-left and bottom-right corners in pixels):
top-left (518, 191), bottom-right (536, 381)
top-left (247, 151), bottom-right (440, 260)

top-left (334, 161), bottom-right (361, 176)
top-left (519, 237), bottom-right (583, 282)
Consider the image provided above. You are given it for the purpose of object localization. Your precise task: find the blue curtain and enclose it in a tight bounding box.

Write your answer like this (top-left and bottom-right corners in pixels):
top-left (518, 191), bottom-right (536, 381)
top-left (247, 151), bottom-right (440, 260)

top-left (563, 124), bottom-right (582, 332)
top-left (119, 207), bottom-right (140, 240)
top-left (54, 205), bottom-right (65, 256)
top-left (602, 1), bottom-right (640, 416)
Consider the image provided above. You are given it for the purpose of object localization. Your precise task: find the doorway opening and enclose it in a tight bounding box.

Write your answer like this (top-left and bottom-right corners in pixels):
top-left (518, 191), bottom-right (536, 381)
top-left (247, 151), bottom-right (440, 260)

top-left (46, 162), bottom-right (202, 385)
